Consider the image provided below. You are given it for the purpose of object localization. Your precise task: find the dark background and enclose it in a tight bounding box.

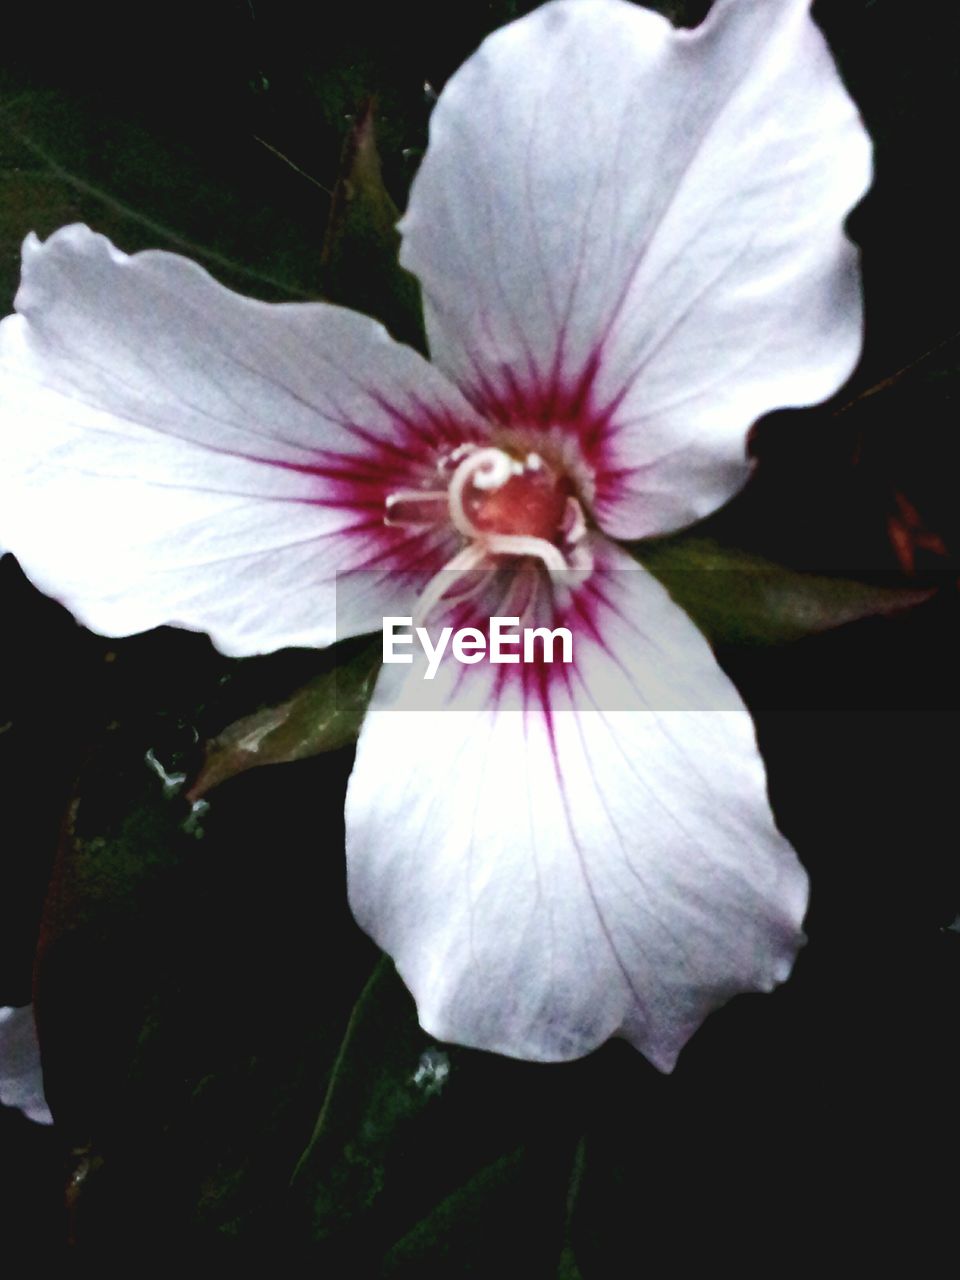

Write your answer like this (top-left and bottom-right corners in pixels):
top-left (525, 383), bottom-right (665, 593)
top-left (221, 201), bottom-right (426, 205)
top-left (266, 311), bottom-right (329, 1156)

top-left (0, 0), bottom-right (957, 1266)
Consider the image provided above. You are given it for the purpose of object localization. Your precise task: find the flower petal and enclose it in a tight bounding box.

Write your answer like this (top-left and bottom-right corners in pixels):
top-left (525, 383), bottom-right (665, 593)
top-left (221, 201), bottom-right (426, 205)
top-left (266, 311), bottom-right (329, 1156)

top-left (0, 226), bottom-right (486, 654)
top-left (344, 540), bottom-right (807, 1068)
top-left (400, 0), bottom-right (871, 538)
top-left (0, 1005), bottom-right (52, 1125)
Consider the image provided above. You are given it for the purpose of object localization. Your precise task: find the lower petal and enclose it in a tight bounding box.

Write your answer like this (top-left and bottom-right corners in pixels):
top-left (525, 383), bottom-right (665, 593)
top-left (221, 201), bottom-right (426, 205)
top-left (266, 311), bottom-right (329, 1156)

top-left (344, 538), bottom-right (807, 1068)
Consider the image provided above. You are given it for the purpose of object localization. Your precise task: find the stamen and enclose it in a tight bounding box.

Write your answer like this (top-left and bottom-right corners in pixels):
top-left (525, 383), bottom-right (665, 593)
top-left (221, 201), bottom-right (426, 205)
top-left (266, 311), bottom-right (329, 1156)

top-left (385, 441), bottom-right (595, 616)
top-left (384, 489), bottom-right (449, 528)
top-left (415, 543), bottom-right (491, 628)
top-left (482, 533), bottom-right (568, 573)
top-left (566, 541), bottom-right (594, 578)
top-left (385, 490), bottom-right (448, 507)
top-left (497, 561), bottom-right (541, 621)
top-left (561, 496), bottom-right (587, 546)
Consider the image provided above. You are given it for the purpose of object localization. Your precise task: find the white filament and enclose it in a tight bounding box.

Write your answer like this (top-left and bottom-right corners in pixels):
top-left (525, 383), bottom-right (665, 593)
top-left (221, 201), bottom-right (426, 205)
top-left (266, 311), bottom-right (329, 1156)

top-left (415, 542), bottom-right (490, 628)
top-left (384, 489), bottom-right (448, 527)
top-left (562, 495), bottom-right (587, 546)
top-left (385, 489), bottom-right (447, 508)
top-left (481, 533), bottom-right (567, 573)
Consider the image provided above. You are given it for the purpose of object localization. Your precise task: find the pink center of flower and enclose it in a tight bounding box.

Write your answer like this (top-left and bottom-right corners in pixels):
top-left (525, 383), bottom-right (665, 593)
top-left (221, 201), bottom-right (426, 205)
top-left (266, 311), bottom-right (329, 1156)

top-left (386, 444), bottom-right (591, 623)
top-left (458, 455), bottom-right (569, 542)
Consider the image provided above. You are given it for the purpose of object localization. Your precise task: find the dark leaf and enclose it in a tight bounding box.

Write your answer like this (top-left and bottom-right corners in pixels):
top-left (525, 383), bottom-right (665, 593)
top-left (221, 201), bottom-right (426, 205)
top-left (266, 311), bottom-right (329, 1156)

top-left (320, 100), bottom-right (427, 350)
top-left (188, 639), bottom-right (380, 802)
top-left (292, 959), bottom-right (583, 1271)
top-left (635, 535), bottom-right (934, 646)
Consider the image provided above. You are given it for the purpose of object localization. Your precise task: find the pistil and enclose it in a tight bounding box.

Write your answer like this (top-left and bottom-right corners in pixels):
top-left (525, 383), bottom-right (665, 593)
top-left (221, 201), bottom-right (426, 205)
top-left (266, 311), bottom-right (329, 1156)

top-left (384, 443), bottom-right (592, 625)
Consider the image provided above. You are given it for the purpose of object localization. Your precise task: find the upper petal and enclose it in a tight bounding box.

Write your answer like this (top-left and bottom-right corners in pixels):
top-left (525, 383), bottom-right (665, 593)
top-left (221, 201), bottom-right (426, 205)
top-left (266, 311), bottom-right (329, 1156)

top-left (0, 1005), bottom-right (52, 1125)
top-left (0, 226), bottom-right (487, 654)
top-left (344, 539), bottom-right (807, 1069)
top-left (400, 0), bottom-right (871, 538)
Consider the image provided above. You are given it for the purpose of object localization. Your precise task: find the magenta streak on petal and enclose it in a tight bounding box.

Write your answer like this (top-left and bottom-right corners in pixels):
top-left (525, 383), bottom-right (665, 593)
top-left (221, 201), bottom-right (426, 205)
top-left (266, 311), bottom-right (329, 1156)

top-left (460, 344), bottom-right (512, 421)
top-left (426, 560), bottom-right (621, 755)
top-left (462, 346), bottom-right (617, 476)
top-left (362, 402), bottom-right (449, 454)
top-left (403, 391), bottom-right (487, 449)
top-left (229, 381), bottom-right (480, 566)
top-left (361, 523), bottom-right (452, 569)
top-left (271, 454), bottom-right (429, 490)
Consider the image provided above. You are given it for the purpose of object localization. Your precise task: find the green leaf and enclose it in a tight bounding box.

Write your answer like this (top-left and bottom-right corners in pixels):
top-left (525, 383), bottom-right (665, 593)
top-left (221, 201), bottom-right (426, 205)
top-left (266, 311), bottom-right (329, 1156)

top-left (381, 1147), bottom-right (535, 1278)
top-left (555, 1137), bottom-right (587, 1280)
top-left (0, 85), bottom-right (326, 304)
top-left (291, 959), bottom-right (584, 1270)
top-left (187, 639), bottom-right (380, 801)
top-left (634, 534), bottom-right (933, 646)
top-left (291, 958), bottom-right (440, 1242)
top-left (320, 100), bottom-right (427, 351)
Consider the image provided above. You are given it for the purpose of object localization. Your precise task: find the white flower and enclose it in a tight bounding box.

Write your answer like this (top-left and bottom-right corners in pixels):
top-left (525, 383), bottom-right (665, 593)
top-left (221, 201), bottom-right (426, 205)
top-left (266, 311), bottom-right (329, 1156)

top-left (0, 0), bottom-right (870, 1069)
top-left (0, 1005), bottom-right (52, 1125)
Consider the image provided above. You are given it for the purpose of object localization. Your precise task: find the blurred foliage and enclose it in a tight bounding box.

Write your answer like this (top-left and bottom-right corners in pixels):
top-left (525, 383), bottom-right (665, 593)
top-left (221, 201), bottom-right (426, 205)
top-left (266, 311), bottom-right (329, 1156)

top-left (0, 0), bottom-right (958, 1266)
